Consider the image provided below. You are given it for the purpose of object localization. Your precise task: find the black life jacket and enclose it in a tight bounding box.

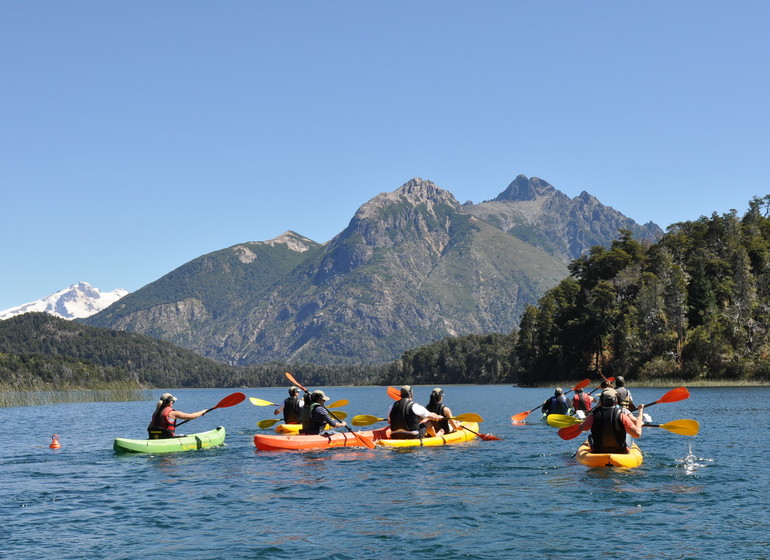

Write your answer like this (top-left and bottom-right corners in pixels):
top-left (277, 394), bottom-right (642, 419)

top-left (426, 401), bottom-right (451, 433)
top-left (283, 396), bottom-right (301, 424)
top-left (615, 386), bottom-right (633, 409)
top-left (390, 399), bottom-right (420, 432)
top-left (590, 406), bottom-right (627, 453)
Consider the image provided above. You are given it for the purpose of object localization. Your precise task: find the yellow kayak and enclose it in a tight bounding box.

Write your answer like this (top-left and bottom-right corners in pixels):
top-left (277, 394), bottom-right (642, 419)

top-left (576, 441), bottom-right (643, 468)
top-left (377, 422), bottom-right (479, 447)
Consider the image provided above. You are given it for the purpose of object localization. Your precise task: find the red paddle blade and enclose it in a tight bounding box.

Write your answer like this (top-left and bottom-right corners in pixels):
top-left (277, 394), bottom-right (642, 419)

top-left (511, 411), bottom-right (531, 424)
top-left (658, 386), bottom-right (690, 403)
top-left (352, 431), bottom-right (376, 449)
top-left (387, 386), bottom-right (401, 400)
top-left (643, 386), bottom-right (690, 407)
top-left (215, 392), bottom-right (246, 409)
top-left (285, 372), bottom-right (308, 393)
top-left (573, 378), bottom-right (591, 391)
top-left (557, 424), bottom-right (583, 440)
top-left (479, 433), bottom-right (504, 441)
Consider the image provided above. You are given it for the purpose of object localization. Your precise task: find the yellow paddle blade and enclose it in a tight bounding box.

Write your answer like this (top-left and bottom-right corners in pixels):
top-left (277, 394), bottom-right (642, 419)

top-left (257, 418), bottom-right (282, 429)
top-left (327, 399), bottom-right (349, 409)
top-left (329, 410), bottom-right (347, 420)
top-left (352, 414), bottom-right (386, 426)
top-left (546, 414), bottom-right (582, 428)
top-left (250, 397), bottom-right (278, 407)
top-left (451, 413), bottom-right (483, 423)
top-left (647, 419), bottom-right (700, 436)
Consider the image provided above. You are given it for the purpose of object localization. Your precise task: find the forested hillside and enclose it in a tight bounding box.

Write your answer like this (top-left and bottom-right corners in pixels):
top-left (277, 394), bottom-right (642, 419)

top-left (514, 197), bottom-right (770, 384)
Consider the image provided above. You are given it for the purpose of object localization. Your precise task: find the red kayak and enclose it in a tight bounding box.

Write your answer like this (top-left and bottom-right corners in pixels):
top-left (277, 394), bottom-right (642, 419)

top-left (254, 427), bottom-right (388, 451)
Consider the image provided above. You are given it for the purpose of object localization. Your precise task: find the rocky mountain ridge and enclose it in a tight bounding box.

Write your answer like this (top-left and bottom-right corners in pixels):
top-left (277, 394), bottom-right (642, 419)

top-left (82, 175), bottom-right (662, 365)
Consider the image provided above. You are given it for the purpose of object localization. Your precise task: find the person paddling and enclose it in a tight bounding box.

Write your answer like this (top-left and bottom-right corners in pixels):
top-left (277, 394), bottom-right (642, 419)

top-left (274, 386), bottom-right (302, 424)
top-left (614, 376), bottom-right (637, 411)
top-left (147, 393), bottom-right (208, 439)
top-left (577, 389), bottom-right (644, 453)
top-left (541, 388), bottom-right (570, 417)
top-left (387, 385), bottom-right (443, 439)
top-left (571, 387), bottom-right (595, 415)
top-left (300, 390), bottom-right (347, 435)
top-left (425, 387), bottom-right (457, 435)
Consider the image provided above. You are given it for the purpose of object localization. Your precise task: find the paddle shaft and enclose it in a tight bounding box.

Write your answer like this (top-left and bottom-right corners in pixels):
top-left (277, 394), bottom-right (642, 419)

top-left (175, 392), bottom-right (245, 427)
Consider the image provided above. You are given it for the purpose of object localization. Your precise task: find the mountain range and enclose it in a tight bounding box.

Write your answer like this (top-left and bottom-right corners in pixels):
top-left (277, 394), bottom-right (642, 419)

top-left (0, 282), bottom-right (128, 321)
top-left (79, 175), bottom-right (662, 366)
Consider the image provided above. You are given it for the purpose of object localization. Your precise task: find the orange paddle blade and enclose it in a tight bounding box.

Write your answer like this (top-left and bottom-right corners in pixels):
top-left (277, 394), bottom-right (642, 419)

top-left (387, 386), bottom-right (401, 400)
top-left (285, 372), bottom-right (308, 393)
top-left (511, 411), bottom-right (532, 424)
top-left (557, 423), bottom-right (584, 440)
top-left (642, 386), bottom-right (690, 408)
top-left (572, 378), bottom-right (591, 392)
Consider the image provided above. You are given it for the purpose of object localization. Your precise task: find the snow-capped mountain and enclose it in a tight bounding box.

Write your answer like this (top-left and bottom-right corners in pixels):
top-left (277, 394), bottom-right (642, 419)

top-left (0, 282), bottom-right (129, 321)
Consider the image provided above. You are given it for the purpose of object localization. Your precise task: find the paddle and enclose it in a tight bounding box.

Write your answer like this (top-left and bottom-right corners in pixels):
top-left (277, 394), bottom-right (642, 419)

top-left (643, 419), bottom-right (699, 436)
top-left (352, 412), bottom-right (483, 427)
top-left (387, 386), bottom-right (401, 400)
top-left (457, 423), bottom-right (504, 441)
top-left (587, 377), bottom-right (615, 396)
top-left (175, 392), bottom-right (246, 427)
top-left (284, 372), bottom-right (375, 449)
top-left (250, 397), bottom-right (278, 407)
top-left (557, 387), bottom-right (691, 440)
top-left (511, 378), bottom-right (591, 424)
top-left (257, 410), bottom-right (347, 429)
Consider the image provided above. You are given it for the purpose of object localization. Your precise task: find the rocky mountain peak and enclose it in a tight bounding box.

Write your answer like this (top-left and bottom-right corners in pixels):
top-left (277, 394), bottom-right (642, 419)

top-left (494, 175), bottom-right (557, 202)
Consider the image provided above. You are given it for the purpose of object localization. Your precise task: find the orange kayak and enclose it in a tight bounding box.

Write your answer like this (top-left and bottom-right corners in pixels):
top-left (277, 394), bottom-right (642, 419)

top-left (254, 427), bottom-right (387, 451)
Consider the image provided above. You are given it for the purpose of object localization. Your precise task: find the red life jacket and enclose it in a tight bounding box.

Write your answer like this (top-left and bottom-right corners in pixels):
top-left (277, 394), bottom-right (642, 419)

top-left (572, 393), bottom-right (592, 411)
top-left (150, 405), bottom-right (176, 435)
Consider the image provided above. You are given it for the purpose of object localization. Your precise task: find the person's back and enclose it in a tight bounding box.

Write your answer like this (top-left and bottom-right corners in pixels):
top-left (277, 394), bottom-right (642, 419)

top-left (614, 376), bottom-right (636, 411)
top-left (542, 388), bottom-right (569, 415)
top-left (589, 405), bottom-right (626, 453)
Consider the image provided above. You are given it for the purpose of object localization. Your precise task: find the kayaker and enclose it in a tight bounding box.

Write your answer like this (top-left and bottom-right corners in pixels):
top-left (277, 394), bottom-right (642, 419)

top-left (578, 389), bottom-right (644, 453)
top-left (274, 386), bottom-right (302, 424)
top-left (147, 393), bottom-right (208, 439)
top-left (301, 390), bottom-right (346, 435)
top-left (387, 385), bottom-right (443, 439)
top-left (425, 387), bottom-right (457, 435)
top-left (541, 388), bottom-right (570, 416)
top-left (571, 387), bottom-right (594, 413)
top-left (614, 376), bottom-right (637, 411)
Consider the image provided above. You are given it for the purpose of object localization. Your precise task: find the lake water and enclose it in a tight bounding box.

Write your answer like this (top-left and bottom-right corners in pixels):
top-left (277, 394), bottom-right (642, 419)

top-left (1, 384), bottom-right (766, 560)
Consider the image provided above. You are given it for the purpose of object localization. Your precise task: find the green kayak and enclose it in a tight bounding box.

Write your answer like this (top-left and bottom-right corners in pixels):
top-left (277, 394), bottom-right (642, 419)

top-left (113, 426), bottom-right (226, 454)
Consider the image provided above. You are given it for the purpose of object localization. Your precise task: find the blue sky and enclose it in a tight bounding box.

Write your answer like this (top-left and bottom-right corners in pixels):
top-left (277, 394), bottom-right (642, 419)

top-left (2, 2), bottom-right (769, 311)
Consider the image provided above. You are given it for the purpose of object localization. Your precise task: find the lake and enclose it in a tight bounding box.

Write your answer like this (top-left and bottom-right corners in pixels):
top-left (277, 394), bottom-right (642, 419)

top-left (1, 384), bottom-right (765, 560)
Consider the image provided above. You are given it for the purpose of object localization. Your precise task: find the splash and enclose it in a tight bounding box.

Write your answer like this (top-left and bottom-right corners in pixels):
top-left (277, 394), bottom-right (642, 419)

top-left (678, 443), bottom-right (711, 474)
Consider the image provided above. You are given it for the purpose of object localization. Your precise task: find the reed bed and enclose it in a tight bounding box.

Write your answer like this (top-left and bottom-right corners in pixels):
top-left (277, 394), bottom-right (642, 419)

top-left (0, 381), bottom-right (152, 408)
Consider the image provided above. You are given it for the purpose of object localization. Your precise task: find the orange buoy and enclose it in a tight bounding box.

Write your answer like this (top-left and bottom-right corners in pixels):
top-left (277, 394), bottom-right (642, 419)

top-left (49, 434), bottom-right (61, 449)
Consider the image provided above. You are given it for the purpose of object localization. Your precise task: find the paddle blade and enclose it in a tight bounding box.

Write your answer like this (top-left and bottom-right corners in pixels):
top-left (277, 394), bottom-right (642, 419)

top-left (257, 419), bottom-right (282, 429)
top-left (250, 397), bottom-right (278, 407)
top-left (643, 387), bottom-right (690, 408)
top-left (648, 419), bottom-right (699, 436)
top-left (352, 414), bottom-right (386, 426)
top-left (285, 372), bottom-right (308, 393)
top-left (546, 414), bottom-right (581, 428)
top-left (478, 433), bottom-right (504, 441)
top-left (350, 430), bottom-right (376, 449)
top-left (451, 413), bottom-right (483, 423)
top-left (215, 392), bottom-right (246, 409)
top-left (511, 411), bottom-right (531, 424)
top-left (557, 424), bottom-right (584, 440)
top-left (327, 399), bottom-right (349, 409)
top-left (387, 386), bottom-right (401, 400)
top-left (329, 410), bottom-right (347, 420)
top-left (572, 378), bottom-right (591, 392)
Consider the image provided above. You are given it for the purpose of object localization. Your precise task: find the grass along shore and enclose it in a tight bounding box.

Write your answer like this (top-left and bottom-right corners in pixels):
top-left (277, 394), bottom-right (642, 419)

top-left (0, 381), bottom-right (152, 408)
